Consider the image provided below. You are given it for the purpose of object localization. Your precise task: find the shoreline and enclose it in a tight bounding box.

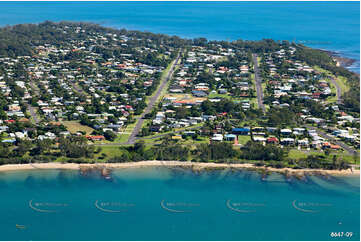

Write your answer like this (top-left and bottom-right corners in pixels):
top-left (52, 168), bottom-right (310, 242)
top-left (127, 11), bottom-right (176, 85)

top-left (0, 161), bottom-right (359, 177)
top-left (318, 48), bottom-right (359, 73)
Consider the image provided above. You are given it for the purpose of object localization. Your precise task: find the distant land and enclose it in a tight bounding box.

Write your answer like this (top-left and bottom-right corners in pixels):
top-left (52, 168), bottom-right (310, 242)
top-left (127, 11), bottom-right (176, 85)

top-left (0, 1), bottom-right (359, 72)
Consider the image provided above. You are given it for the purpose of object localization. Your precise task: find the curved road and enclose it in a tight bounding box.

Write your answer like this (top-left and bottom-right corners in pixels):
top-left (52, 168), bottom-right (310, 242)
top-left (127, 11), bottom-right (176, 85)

top-left (126, 51), bottom-right (182, 144)
top-left (329, 76), bottom-right (343, 105)
top-left (252, 54), bottom-right (266, 113)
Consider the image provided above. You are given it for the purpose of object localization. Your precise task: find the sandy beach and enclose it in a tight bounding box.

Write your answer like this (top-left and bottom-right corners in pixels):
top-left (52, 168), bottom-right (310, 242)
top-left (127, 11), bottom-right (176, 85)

top-left (0, 161), bottom-right (359, 177)
top-left (0, 163), bottom-right (80, 172)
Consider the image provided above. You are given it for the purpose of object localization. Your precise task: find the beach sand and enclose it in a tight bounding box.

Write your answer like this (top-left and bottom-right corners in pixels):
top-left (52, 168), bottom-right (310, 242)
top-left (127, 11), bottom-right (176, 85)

top-left (0, 163), bottom-right (80, 172)
top-left (0, 161), bottom-right (359, 177)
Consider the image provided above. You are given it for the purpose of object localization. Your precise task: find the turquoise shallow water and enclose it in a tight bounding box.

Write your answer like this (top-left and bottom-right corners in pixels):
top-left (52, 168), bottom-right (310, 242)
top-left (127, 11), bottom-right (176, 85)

top-left (0, 167), bottom-right (359, 241)
top-left (0, 1), bottom-right (359, 72)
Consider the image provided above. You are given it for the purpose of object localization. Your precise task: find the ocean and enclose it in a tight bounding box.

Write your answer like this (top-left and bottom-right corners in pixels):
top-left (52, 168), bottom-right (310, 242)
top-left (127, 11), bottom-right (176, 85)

top-left (0, 167), bottom-right (359, 241)
top-left (0, 1), bottom-right (359, 72)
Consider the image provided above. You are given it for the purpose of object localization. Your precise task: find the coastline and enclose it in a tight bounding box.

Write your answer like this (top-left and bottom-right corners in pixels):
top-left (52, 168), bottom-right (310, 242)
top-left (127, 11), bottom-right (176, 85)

top-left (319, 48), bottom-right (359, 73)
top-left (0, 161), bottom-right (359, 177)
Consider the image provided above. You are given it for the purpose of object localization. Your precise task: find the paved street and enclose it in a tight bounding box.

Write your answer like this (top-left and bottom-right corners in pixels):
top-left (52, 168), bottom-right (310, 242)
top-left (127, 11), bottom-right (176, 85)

top-left (305, 124), bottom-right (356, 155)
top-left (252, 53), bottom-right (266, 113)
top-left (329, 76), bottom-right (343, 104)
top-left (126, 51), bottom-right (182, 144)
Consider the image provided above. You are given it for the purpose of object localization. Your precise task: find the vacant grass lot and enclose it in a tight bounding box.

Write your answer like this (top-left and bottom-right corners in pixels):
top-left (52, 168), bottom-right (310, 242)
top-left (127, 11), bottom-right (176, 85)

top-left (288, 149), bottom-right (359, 164)
top-left (62, 121), bottom-right (94, 135)
top-left (237, 135), bottom-right (251, 145)
top-left (96, 146), bottom-right (122, 158)
top-left (334, 76), bottom-right (350, 94)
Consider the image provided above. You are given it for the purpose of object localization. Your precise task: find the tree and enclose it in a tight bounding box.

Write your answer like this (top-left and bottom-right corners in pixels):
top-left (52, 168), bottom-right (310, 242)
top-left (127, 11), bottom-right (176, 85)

top-left (59, 136), bottom-right (94, 158)
top-left (194, 142), bottom-right (236, 161)
top-left (15, 140), bottom-right (33, 157)
top-left (353, 152), bottom-right (359, 164)
top-left (104, 130), bottom-right (117, 141)
top-left (175, 107), bottom-right (189, 119)
top-left (140, 127), bottom-right (150, 137)
top-left (133, 141), bottom-right (146, 155)
top-left (0, 144), bottom-right (10, 158)
top-left (31, 139), bottom-right (53, 155)
top-left (324, 148), bottom-right (331, 156)
top-left (240, 141), bottom-right (288, 161)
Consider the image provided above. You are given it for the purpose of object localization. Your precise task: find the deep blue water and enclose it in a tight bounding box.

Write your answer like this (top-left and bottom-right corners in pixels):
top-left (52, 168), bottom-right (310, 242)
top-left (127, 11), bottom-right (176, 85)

top-left (0, 1), bottom-right (360, 72)
top-left (0, 167), bottom-right (359, 241)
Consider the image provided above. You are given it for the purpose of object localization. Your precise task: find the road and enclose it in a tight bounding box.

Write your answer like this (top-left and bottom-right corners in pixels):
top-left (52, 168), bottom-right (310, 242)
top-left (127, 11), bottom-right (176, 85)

top-left (70, 81), bottom-right (85, 94)
top-left (29, 81), bottom-right (40, 96)
top-left (28, 81), bottom-right (41, 124)
top-left (305, 124), bottom-right (356, 155)
top-left (27, 104), bottom-right (40, 124)
top-left (126, 50), bottom-right (182, 145)
top-left (252, 53), bottom-right (266, 113)
top-left (329, 76), bottom-right (343, 105)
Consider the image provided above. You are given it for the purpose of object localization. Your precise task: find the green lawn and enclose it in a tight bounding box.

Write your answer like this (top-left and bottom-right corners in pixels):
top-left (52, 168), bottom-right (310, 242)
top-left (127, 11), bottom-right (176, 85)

top-left (334, 76), bottom-right (350, 94)
top-left (208, 92), bottom-right (231, 99)
top-left (288, 149), bottom-right (359, 164)
top-left (314, 66), bottom-right (333, 76)
top-left (326, 79), bottom-right (338, 103)
top-left (113, 122), bottom-right (138, 143)
top-left (141, 137), bottom-right (162, 145)
top-left (257, 56), bottom-right (261, 64)
top-left (96, 146), bottom-right (123, 158)
top-left (237, 135), bottom-right (251, 145)
top-left (261, 82), bottom-right (266, 90)
top-left (140, 119), bottom-right (152, 130)
top-left (113, 135), bottom-right (130, 143)
top-left (250, 73), bottom-right (256, 86)
top-left (180, 136), bottom-right (209, 146)
top-left (288, 149), bottom-right (312, 159)
top-left (338, 151), bottom-right (360, 164)
top-left (62, 121), bottom-right (94, 135)
top-left (249, 98), bottom-right (259, 109)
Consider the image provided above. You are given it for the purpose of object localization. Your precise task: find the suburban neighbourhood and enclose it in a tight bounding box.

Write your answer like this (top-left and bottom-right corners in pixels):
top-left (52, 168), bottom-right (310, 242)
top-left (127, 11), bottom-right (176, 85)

top-left (0, 22), bottom-right (359, 170)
